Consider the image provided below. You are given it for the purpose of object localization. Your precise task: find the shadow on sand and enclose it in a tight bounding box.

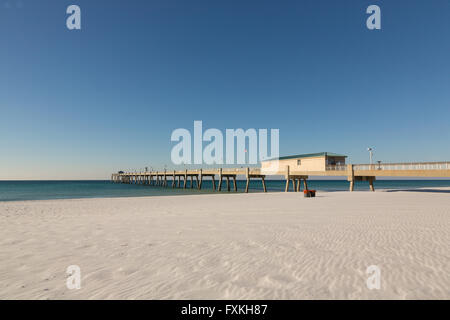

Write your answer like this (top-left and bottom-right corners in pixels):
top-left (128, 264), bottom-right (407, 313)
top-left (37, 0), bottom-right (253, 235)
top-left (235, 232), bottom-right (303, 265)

top-left (385, 189), bottom-right (450, 194)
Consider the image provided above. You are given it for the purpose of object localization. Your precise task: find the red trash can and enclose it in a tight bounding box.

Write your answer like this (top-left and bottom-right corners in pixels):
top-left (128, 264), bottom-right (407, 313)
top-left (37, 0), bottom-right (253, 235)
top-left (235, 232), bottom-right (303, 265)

top-left (303, 190), bottom-right (316, 198)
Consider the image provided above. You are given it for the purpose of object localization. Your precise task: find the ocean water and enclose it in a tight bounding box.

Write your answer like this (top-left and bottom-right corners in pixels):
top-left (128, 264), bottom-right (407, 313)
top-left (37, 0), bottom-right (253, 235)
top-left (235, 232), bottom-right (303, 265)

top-left (0, 180), bottom-right (450, 202)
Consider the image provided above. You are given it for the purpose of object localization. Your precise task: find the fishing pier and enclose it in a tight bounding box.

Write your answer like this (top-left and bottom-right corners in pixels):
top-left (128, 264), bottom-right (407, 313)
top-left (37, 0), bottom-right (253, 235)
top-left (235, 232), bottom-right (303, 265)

top-left (112, 159), bottom-right (450, 192)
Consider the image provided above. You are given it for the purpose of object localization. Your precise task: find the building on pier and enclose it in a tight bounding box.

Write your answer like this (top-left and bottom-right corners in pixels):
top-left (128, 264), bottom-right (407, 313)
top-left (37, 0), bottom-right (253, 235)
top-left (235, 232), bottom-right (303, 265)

top-left (261, 152), bottom-right (347, 172)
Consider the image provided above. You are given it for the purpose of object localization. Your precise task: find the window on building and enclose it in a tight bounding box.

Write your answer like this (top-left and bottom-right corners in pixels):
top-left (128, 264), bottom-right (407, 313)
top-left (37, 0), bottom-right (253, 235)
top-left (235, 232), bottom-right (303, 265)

top-left (297, 159), bottom-right (301, 166)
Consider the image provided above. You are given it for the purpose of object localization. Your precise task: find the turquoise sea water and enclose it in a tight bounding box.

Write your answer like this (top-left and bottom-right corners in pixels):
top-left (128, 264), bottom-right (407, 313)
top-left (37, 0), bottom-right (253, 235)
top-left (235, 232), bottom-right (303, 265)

top-left (0, 180), bottom-right (450, 202)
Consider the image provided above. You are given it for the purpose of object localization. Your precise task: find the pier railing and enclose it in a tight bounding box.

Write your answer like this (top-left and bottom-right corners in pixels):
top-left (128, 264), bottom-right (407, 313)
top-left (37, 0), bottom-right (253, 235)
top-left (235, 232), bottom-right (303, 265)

top-left (353, 162), bottom-right (450, 171)
top-left (118, 168), bottom-right (263, 176)
top-left (325, 165), bottom-right (347, 171)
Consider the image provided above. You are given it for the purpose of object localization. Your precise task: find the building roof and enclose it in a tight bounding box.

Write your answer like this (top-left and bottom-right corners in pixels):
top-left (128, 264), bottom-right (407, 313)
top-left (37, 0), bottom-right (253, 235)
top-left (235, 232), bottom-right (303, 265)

top-left (263, 152), bottom-right (347, 161)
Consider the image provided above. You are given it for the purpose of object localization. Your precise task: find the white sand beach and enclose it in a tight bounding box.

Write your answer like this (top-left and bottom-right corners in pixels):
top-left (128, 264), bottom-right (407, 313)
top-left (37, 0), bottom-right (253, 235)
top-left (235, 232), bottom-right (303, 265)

top-left (0, 189), bottom-right (449, 300)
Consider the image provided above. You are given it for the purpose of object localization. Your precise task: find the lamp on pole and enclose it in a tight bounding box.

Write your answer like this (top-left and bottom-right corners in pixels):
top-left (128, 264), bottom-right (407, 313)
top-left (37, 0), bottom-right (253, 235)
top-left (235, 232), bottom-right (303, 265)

top-left (367, 147), bottom-right (374, 164)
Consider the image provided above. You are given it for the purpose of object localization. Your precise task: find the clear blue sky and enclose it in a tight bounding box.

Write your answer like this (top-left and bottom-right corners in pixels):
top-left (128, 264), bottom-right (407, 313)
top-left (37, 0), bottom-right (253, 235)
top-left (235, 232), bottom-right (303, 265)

top-left (1, 0), bottom-right (449, 179)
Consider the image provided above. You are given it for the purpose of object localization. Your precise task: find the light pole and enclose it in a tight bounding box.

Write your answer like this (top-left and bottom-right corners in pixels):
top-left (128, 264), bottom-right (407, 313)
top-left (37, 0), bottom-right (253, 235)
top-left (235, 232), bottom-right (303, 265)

top-left (367, 147), bottom-right (374, 164)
